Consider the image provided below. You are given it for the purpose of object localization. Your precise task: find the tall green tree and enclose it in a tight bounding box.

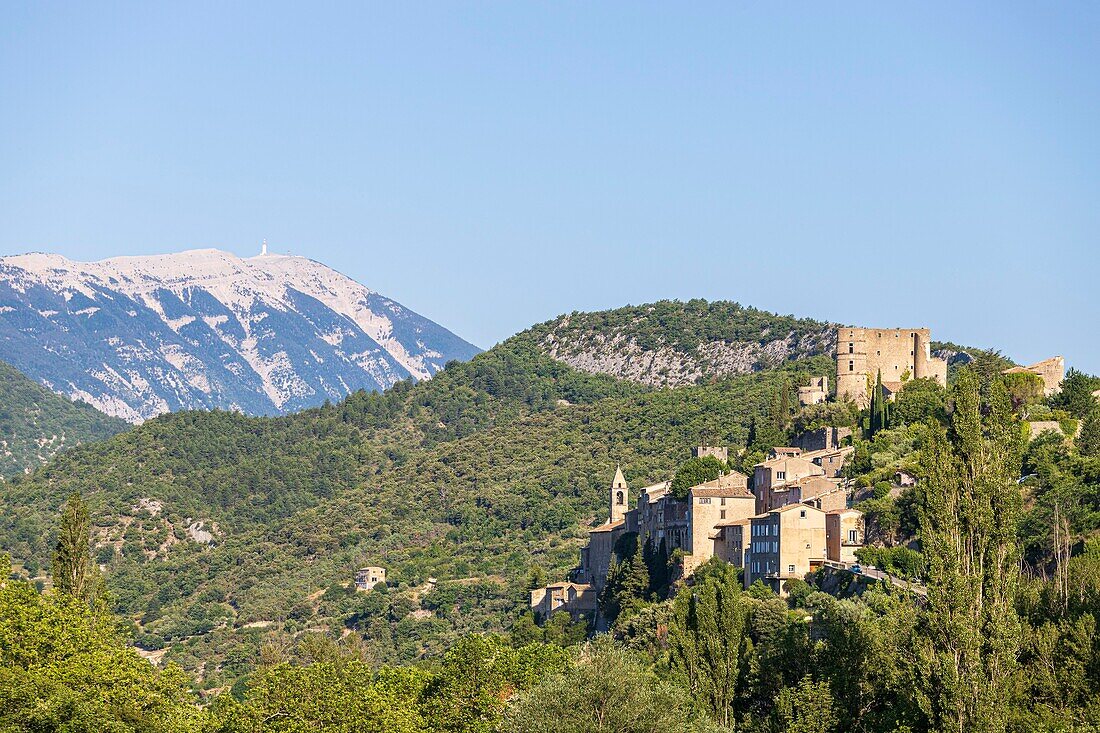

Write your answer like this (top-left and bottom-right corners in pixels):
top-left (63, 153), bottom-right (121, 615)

top-left (51, 492), bottom-right (97, 603)
top-left (670, 456), bottom-right (728, 500)
top-left (774, 676), bottom-right (838, 733)
top-left (1049, 368), bottom-right (1100, 419)
top-left (667, 560), bottom-right (751, 728)
top-left (916, 370), bottom-right (1025, 733)
top-left (1077, 408), bottom-right (1100, 457)
top-left (868, 370), bottom-right (891, 436)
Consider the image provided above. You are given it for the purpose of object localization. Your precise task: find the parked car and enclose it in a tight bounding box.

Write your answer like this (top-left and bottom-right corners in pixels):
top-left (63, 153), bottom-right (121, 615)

top-left (850, 564), bottom-right (863, 575)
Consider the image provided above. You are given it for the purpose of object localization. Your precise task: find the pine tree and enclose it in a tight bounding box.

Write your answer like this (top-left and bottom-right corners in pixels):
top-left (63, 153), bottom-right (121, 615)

top-left (916, 369), bottom-right (1024, 733)
top-left (51, 493), bottom-right (102, 605)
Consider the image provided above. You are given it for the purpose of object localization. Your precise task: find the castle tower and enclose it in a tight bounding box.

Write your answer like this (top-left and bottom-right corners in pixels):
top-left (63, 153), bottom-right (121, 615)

top-left (836, 327), bottom-right (947, 407)
top-left (609, 465), bottom-right (629, 524)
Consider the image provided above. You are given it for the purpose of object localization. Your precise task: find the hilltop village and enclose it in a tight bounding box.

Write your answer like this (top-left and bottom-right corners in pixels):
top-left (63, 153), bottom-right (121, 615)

top-left (531, 326), bottom-right (1066, 623)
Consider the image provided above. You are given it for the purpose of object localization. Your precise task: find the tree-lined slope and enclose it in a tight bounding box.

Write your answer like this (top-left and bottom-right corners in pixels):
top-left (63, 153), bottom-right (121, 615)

top-left (0, 299), bottom-right (834, 687)
top-left (0, 359), bottom-right (128, 477)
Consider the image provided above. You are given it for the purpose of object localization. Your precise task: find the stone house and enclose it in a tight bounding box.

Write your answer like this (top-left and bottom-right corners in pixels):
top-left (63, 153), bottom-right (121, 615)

top-left (752, 455), bottom-right (825, 513)
top-left (1003, 357), bottom-right (1065, 397)
top-left (712, 517), bottom-right (752, 569)
top-left (743, 504), bottom-right (829, 595)
top-left (798, 376), bottom-right (828, 406)
top-left (529, 582), bottom-right (596, 621)
top-left (354, 566), bottom-right (386, 591)
top-left (826, 509), bottom-right (864, 564)
top-left (803, 445), bottom-right (854, 479)
top-left (685, 474), bottom-right (756, 573)
top-left (573, 519), bottom-right (624, 593)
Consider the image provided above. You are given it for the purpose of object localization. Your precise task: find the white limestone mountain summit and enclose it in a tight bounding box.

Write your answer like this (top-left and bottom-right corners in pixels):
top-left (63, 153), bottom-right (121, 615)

top-left (0, 247), bottom-right (481, 421)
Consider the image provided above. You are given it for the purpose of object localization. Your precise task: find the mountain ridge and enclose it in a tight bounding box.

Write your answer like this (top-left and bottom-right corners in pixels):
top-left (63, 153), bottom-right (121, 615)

top-left (0, 248), bottom-right (481, 421)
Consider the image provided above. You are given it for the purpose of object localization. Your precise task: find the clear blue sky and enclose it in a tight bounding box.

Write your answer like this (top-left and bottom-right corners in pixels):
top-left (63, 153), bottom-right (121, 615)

top-left (2, 3), bottom-right (1098, 370)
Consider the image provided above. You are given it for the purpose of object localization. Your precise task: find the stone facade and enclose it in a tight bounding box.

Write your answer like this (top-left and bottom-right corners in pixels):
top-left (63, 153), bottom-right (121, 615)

top-left (564, 459), bottom-right (755, 615)
top-left (826, 510), bottom-right (864, 564)
top-left (744, 504), bottom-right (829, 595)
top-left (836, 327), bottom-right (947, 408)
top-left (685, 475), bottom-right (756, 573)
top-left (693, 445), bottom-right (730, 463)
top-left (760, 474), bottom-right (845, 513)
top-left (803, 445), bottom-right (854, 479)
top-left (609, 465), bottom-right (629, 524)
top-left (752, 455), bottom-right (825, 514)
top-left (794, 426), bottom-right (851, 453)
top-left (713, 518), bottom-right (752, 568)
top-left (530, 582), bottom-right (597, 620)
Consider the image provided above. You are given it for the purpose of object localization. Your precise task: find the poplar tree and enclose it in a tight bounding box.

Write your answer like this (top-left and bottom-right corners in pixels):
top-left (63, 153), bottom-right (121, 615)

top-left (52, 492), bottom-right (97, 602)
top-left (668, 562), bottom-right (751, 728)
top-left (916, 369), bottom-right (1025, 733)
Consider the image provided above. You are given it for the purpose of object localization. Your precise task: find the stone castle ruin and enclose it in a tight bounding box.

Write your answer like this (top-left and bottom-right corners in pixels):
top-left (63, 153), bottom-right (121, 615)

top-left (836, 327), bottom-right (948, 408)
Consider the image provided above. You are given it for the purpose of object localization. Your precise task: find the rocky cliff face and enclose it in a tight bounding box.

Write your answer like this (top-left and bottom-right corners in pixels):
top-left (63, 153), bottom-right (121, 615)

top-left (529, 301), bottom-right (836, 387)
top-left (0, 249), bottom-right (481, 421)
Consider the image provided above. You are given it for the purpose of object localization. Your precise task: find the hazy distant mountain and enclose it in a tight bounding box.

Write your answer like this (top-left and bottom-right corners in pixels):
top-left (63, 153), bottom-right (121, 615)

top-left (0, 249), bottom-right (481, 421)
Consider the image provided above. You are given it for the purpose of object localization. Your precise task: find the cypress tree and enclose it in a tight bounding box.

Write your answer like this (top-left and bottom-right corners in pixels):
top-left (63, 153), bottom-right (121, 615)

top-left (1078, 408), bottom-right (1100, 457)
top-left (621, 540), bottom-right (651, 606)
top-left (668, 562), bottom-right (751, 728)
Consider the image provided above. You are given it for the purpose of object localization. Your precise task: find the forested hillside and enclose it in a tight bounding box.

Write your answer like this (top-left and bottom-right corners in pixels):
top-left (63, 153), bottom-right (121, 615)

top-left (0, 359), bottom-right (128, 476)
top-left (0, 302), bottom-right (833, 689)
top-left (524, 299), bottom-right (836, 387)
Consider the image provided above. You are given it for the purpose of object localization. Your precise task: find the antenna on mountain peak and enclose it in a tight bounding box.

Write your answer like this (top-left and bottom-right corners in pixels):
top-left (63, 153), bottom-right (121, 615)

top-left (261, 239), bottom-right (268, 256)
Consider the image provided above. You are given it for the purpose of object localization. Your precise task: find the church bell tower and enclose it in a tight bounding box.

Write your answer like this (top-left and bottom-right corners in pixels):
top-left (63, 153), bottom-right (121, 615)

top-left (609, 465), bottom-right (629, 524)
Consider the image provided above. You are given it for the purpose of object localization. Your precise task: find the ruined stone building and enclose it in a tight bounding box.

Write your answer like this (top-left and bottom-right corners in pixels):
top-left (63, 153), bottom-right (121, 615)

top-left (794, 426), bottom-right (851, 453)
top-left (1003, 356), bottom-right (1065, 397)
top-left (836, 327), bottom-right (948, 407)
top-left (529, 582), bottom-right (596, 619)
top-left (798, 376), bottom-right (828, 406)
